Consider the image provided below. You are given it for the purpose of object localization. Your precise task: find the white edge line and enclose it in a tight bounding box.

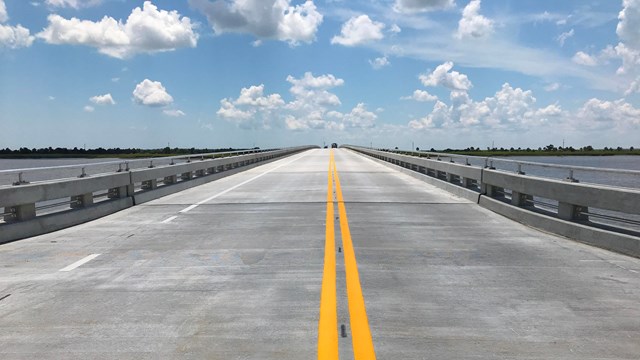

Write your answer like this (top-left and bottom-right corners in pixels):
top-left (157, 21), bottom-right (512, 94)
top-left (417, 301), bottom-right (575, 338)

top-left (59, 254), bottom-right (101, 272)
top-left (161, 215), bottom-right (178, 224)
top-left (178, 151), bottom-right (311, 213)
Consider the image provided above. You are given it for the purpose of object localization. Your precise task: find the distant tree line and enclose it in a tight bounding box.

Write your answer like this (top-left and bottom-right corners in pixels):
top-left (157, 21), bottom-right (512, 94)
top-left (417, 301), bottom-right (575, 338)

top-left (442, 145), bottom-right (634, 152)
top-left (0, 146), bottom-right (257, 156)
top-left (408, 145), bottom-right (635, 153)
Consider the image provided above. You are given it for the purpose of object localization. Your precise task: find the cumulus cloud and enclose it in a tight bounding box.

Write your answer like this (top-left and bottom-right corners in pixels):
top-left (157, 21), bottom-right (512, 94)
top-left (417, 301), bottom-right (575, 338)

top-left (45, 0), bottom-right (102, 8)
top-left (402, 89), bottom-right (438, 102)
top-left (455, 0), bottom-right (493, 39)
top-left (617, 0), bottom-right (640, 50)
top-left (217, 84), bottom-right (285, 128)
top-left (342, 103), bottom-right (377, 128)
top-left (286, 72), bottom-right (344, 109)
top-left (393, 0), bottom-right (455, 13)
top-left (612, 42), bottom-right (640, 75)
top-left (133, 79), bottom-right (174, 107)
top-left (90, 93), bottom-right (115, 105)
top-left (235, 84), bottom-right (285, 109)
top-left (409, 82), bottom-right (564, 130)
top-left (369, 56), bottom-right (390, 69)
top-left (625, 77), bottom-right (640, 95)
top-left (217, 72), bottom-right (377, 131)
top-left (0, 24), bottom-right (35, 48)
top-left (84, 105), bottom-right (95, 112)
top-left (0, 0), bottom-right (35, 49)
top-left (37, 1), bottom-right (198, 59)
top-left (576, 98), bottom-right (640, 130)
top-left (419, 61), bottom-right (472, 91)
top-left (163, 109), bottom-right (186, 117)
top-left (572, 51), bottom-right (598, 66)
top-left (331, 15), bottom-right (385, 47)
top-left (189, 0), bottom-right (322, 46)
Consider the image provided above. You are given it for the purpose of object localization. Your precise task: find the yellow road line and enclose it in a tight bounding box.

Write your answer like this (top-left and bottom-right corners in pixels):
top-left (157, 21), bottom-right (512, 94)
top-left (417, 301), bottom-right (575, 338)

top-left (318, 150), bottom-right (338, 359)
top-left (333, 154), bottom-right (377, 360)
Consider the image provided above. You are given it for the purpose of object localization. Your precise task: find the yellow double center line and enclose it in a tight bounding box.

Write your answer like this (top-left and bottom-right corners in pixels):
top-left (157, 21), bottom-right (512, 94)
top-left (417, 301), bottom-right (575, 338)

top-left (318, 150), bottom-right (376, 360)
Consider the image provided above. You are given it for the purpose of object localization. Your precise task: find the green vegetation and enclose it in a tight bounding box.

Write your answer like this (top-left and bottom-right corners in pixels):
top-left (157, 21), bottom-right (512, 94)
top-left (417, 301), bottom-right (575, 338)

top-left (0, 147), bottom-right (257, 159)
top-left (400, 145), bottom-right (640, 157)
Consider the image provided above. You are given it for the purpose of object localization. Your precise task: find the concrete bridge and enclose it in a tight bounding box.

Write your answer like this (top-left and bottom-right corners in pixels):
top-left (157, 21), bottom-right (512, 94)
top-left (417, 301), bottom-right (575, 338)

top-left (1, 148), bottom-right (639, 359)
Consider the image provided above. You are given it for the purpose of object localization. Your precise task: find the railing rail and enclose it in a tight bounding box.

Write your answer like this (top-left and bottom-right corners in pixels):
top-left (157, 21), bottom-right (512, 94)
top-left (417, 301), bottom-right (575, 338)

top-left (384, 149), bottom-right (640, 177)
top-left (0, 146), bottom-right (317, 244)
top-left (346, 145), bottom-right (640, 258)
top-left (0, 148), bottom-right (277, 186)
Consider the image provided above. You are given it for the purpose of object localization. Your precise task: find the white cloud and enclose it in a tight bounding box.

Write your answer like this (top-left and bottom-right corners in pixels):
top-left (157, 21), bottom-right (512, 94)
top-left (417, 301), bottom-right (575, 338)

top-left (403, 89), bottom-right (438, 102)
top-left (217, 72), bottom-right (375, 131)
top-left (48, 96), bottom-right (56, 100)
top-left (617, 0), bottom-right (640, 50)
top-left (37, 1), bottom-right (198, 59)
top-left (0, 0), bottom-right (7, 23)
top-left (217, 98), bottom-right (253, 123)
top-left (342, 103), bottom-right (377, 128)
top-left (389, 24), bottom-right (402, 34)
top-left (572, 51), bottom-right (598, 66)
top-left (393, 0), bottom-right (455, 13)
top-left (45, 0), bottom-right (102, 8)
top-left (235, 84), bottom-right (285, 109)
top-left (0, 0), bottom-right (35, 49)
top-left (163, 109), bottom-right (186, 117)
top-left (286, 72), bottom-right (344, 108)
top-left (369, 56), bottom-right (390, 69)
top-left (189, 0), bottom-right (322, 46)
top-left (455, 0), bottom-right (493, 39)
top-left (544, 82), bottom-right (561, 92)
top-left (625, 77), bottom-right (640, 95)
top-left (133, 79), bottom-right (173, 107)
top-left (89, 93), bottom-right (115, 105)
top-left (84, 105), bottom-right (95, 112)
top-left (217, 84), bottom-right (285, 128)
top-left (556, 29), bottom-right (574, 46)
top-left (576, 98), bottom-right (640, 130)
top-left (331, 15), bottom-right (385, 47)
top-left (612, 42), bottom-right (640, 75)
top-left (409, 82), bottom-right (564, 130)
top-left (0, 24), bottom-right (35, 49)
top-left (419, 61), bottom-right (472, 91)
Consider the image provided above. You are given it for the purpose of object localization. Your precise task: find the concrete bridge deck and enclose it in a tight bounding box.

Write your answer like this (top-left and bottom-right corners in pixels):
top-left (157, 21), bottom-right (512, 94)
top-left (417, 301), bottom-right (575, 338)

top-left (1, 149), bottom-right (639, 359)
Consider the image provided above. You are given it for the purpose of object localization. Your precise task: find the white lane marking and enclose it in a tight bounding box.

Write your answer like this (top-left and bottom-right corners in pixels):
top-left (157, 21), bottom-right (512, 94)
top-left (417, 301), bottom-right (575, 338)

top-left (59, 254), bottom-right (101, 272)
top-left (161, 215), bottom-right (178, 224)
top-left (178, 151), bottom-right (311, 213)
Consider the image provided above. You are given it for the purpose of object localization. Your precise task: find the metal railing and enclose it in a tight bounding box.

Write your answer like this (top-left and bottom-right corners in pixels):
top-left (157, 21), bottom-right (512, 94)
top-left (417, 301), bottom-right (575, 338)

top-left (0, 148), bottom-right (274, 187)
top-left (347, 146), bottom-right (640, 240)
top-left (0, 146), bottom-right (317, 243)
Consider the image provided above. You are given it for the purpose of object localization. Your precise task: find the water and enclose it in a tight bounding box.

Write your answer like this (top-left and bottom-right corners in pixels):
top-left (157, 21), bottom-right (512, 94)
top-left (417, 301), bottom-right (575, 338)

top-left (493, 155), bottom-right (640, 189)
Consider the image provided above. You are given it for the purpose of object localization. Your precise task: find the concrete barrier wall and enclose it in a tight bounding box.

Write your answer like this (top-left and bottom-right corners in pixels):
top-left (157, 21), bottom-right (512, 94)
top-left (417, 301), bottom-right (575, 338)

top-left (347, 146), bottom-right (640, 258)
top-left (0, 147), bottom-right (315, 244)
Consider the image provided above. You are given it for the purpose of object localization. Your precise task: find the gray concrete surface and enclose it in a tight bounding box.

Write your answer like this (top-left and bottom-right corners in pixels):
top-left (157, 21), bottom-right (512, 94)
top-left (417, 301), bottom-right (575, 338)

top-left (349, 146), bottom-right (640, 258)
top-left (1, 149), bottom-right (639, 359)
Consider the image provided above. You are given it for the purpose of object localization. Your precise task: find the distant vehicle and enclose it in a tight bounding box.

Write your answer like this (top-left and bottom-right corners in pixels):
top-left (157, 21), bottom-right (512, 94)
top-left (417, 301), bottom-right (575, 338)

top-left (331, 143), bottom-right (338, 148)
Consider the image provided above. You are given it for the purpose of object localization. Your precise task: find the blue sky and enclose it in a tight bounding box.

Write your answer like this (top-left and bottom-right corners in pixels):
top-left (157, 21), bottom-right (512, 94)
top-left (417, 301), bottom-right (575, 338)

top-left (0, 0), bottom-right (639, 150)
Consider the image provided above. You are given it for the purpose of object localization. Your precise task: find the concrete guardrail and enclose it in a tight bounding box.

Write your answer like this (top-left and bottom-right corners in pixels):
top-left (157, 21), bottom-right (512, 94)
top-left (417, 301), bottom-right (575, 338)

top-left (0, 146), bottom-right (316, 244)
top-left (346, 146), bottom-right (640, 258)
